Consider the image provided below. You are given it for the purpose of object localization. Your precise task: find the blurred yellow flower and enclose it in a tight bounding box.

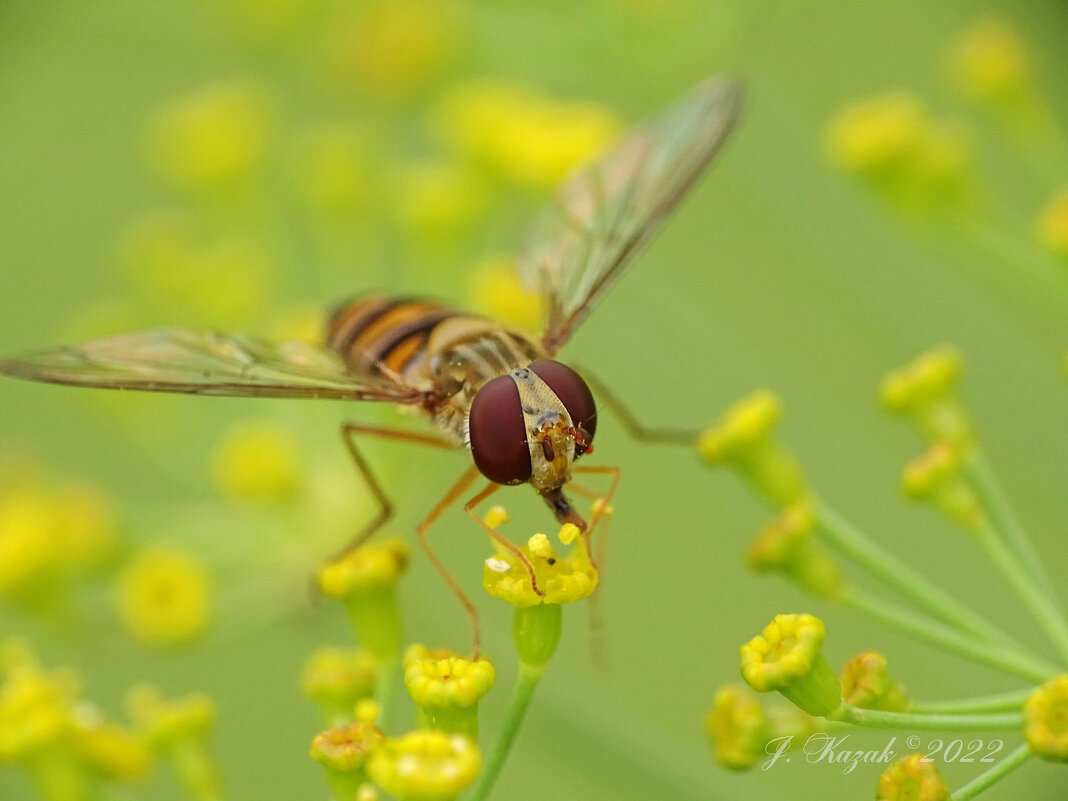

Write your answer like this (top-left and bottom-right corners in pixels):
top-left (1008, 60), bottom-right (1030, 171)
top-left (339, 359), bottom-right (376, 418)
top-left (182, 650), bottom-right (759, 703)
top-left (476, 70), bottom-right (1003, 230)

top-left (1037, 189), bottom-right (1068, 261)
top-left (1024, 674), bottom-right (1068, 761)
top-left (825, 92), bottom-right (972, 206)
top-left (149, 78), bottom-right (273, 191)
top-left (466, 254), bottom-right (543, 332)
top-left (72, 715), bottom-right (153, 783)
top-left (947, 17), bottom-right (1032, 105)
top-left (211, 419), bottom-right (301, 503)
top-left (876, 753), bottom-right (949, 801)
top-left (434, 79), bottom-right (622, 189)
top-left (0, 486), bottom-right (62, 597)
top-left (115, 545), bottom-right (213, 647)
top-left (367, 730), bottom-right (480, 801)
top-left (325, 0), bottom-right (461, 98)
top-left (0, 660), bottom-right (80, 762)
top-left (53, 483), bottom-right (119, 572)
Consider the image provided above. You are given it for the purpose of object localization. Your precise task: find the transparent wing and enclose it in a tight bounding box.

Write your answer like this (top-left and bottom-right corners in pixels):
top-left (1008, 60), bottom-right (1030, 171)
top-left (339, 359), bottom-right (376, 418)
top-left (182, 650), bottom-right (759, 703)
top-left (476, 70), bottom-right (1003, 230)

top-left (0, 328), bottom-right (421, 402)
top-left (517, 77), bottom-right (743, 353)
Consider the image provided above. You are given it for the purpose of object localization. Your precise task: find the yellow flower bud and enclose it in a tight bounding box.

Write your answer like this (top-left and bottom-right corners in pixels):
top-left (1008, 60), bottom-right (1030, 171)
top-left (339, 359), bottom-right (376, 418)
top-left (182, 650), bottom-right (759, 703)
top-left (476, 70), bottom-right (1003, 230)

top-left (1024, 675), bottom-right (1068, 761)
top-left (876, 753), bottom-right (949, 801)
top-left (740, 613), bottom-right (841, 717)
top-left (367, 730), bottom-right (480, 801)
top-left (839, 651), bottom-right (910, 712)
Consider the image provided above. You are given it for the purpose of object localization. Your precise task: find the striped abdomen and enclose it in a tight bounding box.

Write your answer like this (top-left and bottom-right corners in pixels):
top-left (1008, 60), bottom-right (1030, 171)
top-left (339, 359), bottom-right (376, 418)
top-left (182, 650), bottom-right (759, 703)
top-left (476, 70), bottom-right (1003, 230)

top-left (326, 294), bottom-right (545, 438)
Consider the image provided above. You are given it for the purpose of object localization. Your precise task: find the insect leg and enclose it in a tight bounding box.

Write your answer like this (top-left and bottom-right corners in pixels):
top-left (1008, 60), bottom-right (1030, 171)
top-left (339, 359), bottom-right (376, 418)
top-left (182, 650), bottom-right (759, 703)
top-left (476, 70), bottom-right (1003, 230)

top-left (571, 464), bottom-right (621, 567)
top-left (336, 423), bottom-right (460, 558)
top-left (462, 482), bottom-right (544, 597)
top-left (415, 465), bottom-right (484, 659)
top-left (580, 368), bottom-right (698, 445)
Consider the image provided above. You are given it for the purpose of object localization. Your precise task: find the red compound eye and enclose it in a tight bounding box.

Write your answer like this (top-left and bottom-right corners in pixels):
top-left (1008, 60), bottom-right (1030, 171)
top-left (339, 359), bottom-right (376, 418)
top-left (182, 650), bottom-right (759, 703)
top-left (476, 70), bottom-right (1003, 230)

top-left (468, 374), bottom-right (532, 485)
top-left (529, 360), bottom-right (597, 457)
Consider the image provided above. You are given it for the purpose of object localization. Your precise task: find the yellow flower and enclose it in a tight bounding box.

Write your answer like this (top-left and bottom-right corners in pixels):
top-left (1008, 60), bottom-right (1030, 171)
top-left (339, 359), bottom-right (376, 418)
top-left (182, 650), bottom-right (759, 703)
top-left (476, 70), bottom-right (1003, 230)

top-left (302, 646), bottom-right (379, 727)
top-left (881, 346), bottom-right (973, 448)
top-left (72, 714), bottom-right (153, 783)
top-left (839, 651), bottom-right (910, 712)
top-left (876, 753), bottom-right (949, 801)
top-left (698, 390), bottom-right (808, 507)
top-left (434, 79), bottom-right (622, 189)
top-left (310, 720), bottom-right (384, 773)
top-left (1037, 189), bottom-right (1068, 261)
top-left (0, 486), bottom-right (63, 597)
top-left (325, 0), bottom-right (460, 98)
top-left (367, 730), bottom-right (480, 801)
top-left (705, 685), bottom-right (771, 770)
top-left (211, 418), bottom-right (300, 503)
top-left (0, 662), bottom-right (80, 762)
top-left (902, 442), bottom-right (983, 529)
top-left (825, 93), bottom-right (972, 207)
top-left (466, 254), bottom-right (543, 333)
top-left (740, 613), bottom-right (841, 717)
top-left (404, 645), bottom-right (494, 738)
top-left (318, 540), bottom-right (409, 663)
top-left (947, 17), bottom-right (1032, 105)
top-left (125, 685), bottom-right (221, 801)
top-left (115, 545), bottom-right (213, 647)
top-left (746, 503), bottom-right (844, 599)
top-left (149, 78), bottom-right (272, 191)
top-left (1024, 674), bottom-right (1068, 761)
top-left (483, 528), bottom-right (598, 608)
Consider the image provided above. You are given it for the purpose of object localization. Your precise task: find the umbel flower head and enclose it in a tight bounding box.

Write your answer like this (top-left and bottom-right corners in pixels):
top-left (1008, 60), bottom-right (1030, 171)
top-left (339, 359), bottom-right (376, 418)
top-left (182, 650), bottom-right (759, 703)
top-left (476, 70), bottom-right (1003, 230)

top-left (746, 502), bottom-right (845, 599)
top-left (881, 346), bottom-right (973, 449)
top-left (740, 613), bottom-right (842, 717)
top-left (1024, 674), bottom-right (1068, 761)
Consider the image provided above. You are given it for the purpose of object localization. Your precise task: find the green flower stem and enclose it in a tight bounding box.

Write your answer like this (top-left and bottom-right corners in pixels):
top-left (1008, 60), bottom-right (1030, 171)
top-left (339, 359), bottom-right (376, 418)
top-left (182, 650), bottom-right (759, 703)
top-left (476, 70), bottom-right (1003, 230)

top-left (960, 452), bottom-right (1056, 601)
top-left (828, 702), bottom-right (1022, 730)
top-left (910, 687), bottom-right (1032, 714)
top-left (814, 497), bottom-right (1037, 655)
top-left (374, 657), bottom-right (398, 728)
top-left (951, 742), bottom-right (1034, 801)
top-left (972, 516), bottom-right (1068, 665)
top-left (841, 589), bottom-right (1059, 683)
top-left (467, 661), bottom-right (543, 801)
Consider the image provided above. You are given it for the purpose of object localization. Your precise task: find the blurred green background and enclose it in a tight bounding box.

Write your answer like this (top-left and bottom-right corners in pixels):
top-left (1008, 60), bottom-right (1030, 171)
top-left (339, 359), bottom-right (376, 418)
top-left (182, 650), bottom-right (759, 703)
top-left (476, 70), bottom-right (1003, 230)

top-left (1, 1), bottom-right (1066, 799)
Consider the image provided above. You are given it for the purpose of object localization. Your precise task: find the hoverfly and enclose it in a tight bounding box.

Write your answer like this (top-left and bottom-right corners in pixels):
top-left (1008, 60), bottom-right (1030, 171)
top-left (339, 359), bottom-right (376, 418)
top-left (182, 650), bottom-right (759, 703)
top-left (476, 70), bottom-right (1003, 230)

top-left (0, 77), bottom-right (742, 653)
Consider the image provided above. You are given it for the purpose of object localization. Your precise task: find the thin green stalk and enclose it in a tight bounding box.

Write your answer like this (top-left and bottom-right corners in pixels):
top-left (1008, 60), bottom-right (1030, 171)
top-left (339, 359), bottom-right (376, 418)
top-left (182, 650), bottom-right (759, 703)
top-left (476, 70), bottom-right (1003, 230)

top-left (841, 589), bottom-right (1058, 683)
top-left (972, 517), bottom-right (1068, 665)
top-left (467, 663), bottom-right (543, 801)
top-left (814, 497), bottom-right (1040, 656)
top-left (910, 687), bottom-right (1033, 715)
top-left (829, 702), bottom-right (1022, 731)
top-left (952, 742), bottom-right (1034, 801)
top-left (962, 453), bottom-right (1061, 606)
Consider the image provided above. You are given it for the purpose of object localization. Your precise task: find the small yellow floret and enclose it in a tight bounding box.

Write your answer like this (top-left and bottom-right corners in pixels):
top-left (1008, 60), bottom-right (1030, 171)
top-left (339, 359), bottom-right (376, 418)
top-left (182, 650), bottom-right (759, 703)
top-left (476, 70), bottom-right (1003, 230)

top-left (698, 390), bottom-right (782, 463)
top-left (740, 613), bottom-right (826, 694)
top-left (839, 651), bottom-right (910, 712)
top-left (115, 546), bottom-right (213, 647)
top-left (826, 92), bottom-right (928, 176)
top-left (483, 528), bottom-right (597, 607)
top-left (301, 647), bottom-right (378, 715)
top-left (435, 79), bottom-right (622, 189)
top-left (558, 523), bottom-right (580, 546)
top-left (317, 540), bottom-right (409, 600)
top-left (149, 78), bottom-right (272, 191)
top-left (876, 753), bottom-right (950, 801)
top-left (211, 419), bottom-right (300, 503)
top-left (1037, 190), bottom-right (1068, 261)
top-left (1024, 675), bottom-right (1068, 761)
top-left (310, 721), bottom-right (385, 772)
top-left (367, 730), bottom-right (480, 801)
top-left (705, 685), bottom-right (771, 771)
top-left (404, 648), bottom-right (495, 710)
top-left (125, 685), bottom-right (216, 748)
top-left (881, 346), bottom-right (962, 412)
top-left (0, 663), bottom-right (81, 761)
top-left (73, 716), bottom-right (153, 782)
top-left (948, 17), bottom-right (1032, 103)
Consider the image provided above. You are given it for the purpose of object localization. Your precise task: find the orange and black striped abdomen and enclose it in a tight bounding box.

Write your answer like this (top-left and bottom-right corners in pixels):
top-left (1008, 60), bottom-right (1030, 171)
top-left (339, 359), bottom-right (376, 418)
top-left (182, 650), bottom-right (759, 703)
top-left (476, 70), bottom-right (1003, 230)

top-left (326, 295), bottom-right (459, 376)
